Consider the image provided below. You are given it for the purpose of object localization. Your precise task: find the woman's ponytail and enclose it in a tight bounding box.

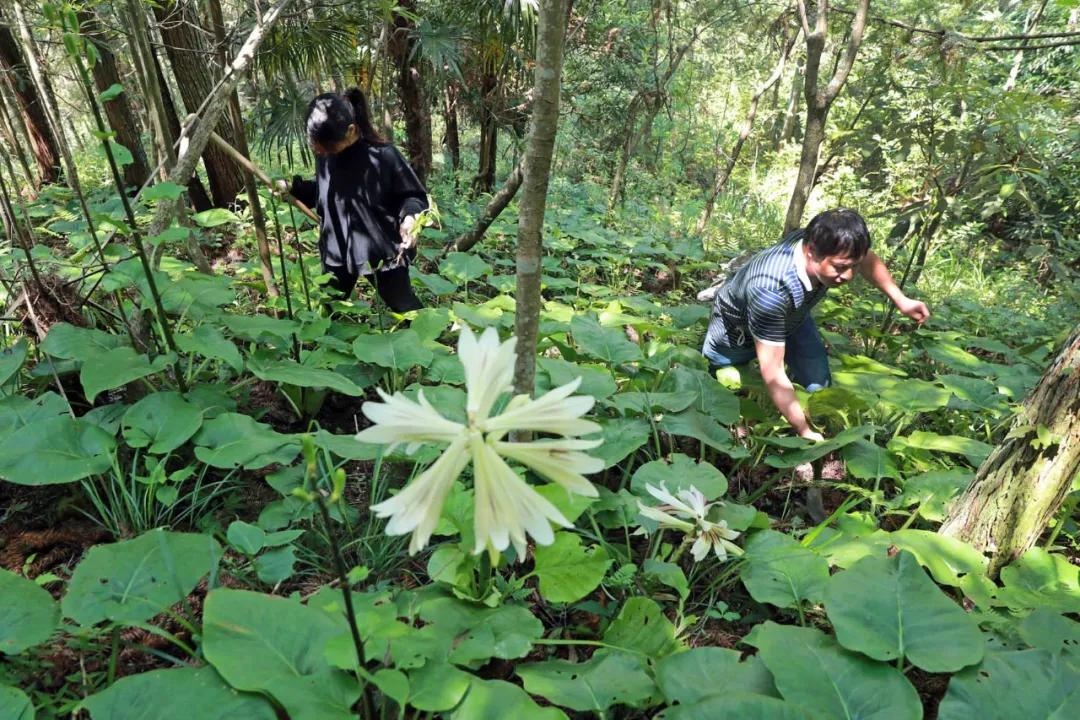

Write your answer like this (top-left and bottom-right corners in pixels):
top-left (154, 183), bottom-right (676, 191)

top-left (343, 88), bottom-right (386, 144)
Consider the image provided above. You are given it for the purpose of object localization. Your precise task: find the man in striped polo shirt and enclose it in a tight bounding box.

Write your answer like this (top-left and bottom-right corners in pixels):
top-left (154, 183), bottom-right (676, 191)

top-left (702, 209), bottom-right (929, 441)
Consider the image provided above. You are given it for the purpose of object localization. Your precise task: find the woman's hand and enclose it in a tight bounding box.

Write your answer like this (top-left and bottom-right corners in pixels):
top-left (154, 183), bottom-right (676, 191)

top-left (272, 178), bottom-right (289, 197)
top-left (399, 214), bottom-right (419, 250)
top-left (895, 295), bottom-right (930, 325)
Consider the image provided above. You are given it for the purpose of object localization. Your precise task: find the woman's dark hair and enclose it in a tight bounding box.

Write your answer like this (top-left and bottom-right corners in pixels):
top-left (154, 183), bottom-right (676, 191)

top-left (305, 88), bottom-right (385, 147)
top-left (805, 208), bottom-right (870, 260)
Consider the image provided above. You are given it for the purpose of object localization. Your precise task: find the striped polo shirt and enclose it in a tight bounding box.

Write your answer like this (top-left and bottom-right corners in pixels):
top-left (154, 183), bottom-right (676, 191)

top-left (704, 230), bottom-right (828, 351)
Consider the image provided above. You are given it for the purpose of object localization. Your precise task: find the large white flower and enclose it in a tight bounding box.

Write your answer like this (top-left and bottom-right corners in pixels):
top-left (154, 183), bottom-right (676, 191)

top-left (361, 325), bottom-right (601, 559)
top-left (637, 483), bottom-right (743, 562)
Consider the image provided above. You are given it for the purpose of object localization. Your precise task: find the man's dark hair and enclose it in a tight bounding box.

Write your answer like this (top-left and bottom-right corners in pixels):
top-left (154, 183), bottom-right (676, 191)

top-left (804, 209), bottom-right (870, 260)
top-left (305, 89), bottom-right (386, 148)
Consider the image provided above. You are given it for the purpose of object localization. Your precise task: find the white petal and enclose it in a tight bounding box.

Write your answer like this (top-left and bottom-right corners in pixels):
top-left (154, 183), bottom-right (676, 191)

top-left (637, 501), bottom-right (695, 532)
top-left (676, 486), bottom-right (708, 519)
top-left (471, 436), bottom-right (570, 559)
top-left (458, 325), bottom-right (516, 423)
top-left (711, 537), bottom-right (729, 562)
top-left (493, 439), bottom-right (602, 497)
top-left (690, 534), bottom-right (711, 562)
top-left (356, 388), bottom-right (465, 446)
top-left (370, 436), bottom-right (470, 554)
top-left (483, 378), bottom-right (601, 437)
top-left (644, 483), bottom-right (698, 519)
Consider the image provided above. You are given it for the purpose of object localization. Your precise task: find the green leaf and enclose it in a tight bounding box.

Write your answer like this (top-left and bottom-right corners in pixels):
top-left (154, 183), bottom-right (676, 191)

top-left (140, 182), bottom-right (185, 202)
top-left (0, 685), bottom-right (34, 720)
top-left (889, 431), bottom-right (993, 465)
top-left (517, 651), bottom-right (656, 712)
top-left (608, 391), bottom-right (697, 415)
top-left (352, 330), bottom-right (433, 370)
top-left (121, 392), bottom-right (203, 454)
top-left (532, 533), bottom-right (611, 603)
top-left (193, 413), bottom-right (300, 470)
top-left (745, 622), bottom-right (922, 720)
top-left (893, 469), bottom-right (973, 522)
top-left (0, 568), bottom-right (58, 654)
top-left (537, 357), bottom-right (617, 400)
top-left (655, 647), bottom-right (777, 705)
top-left (248, 357), bottom-right (364, 396)
top-left (255, 546), bottom-right (297, 584)
top-left (174, 326), bottom-right (242, 372)
top-left (191, 208), bottom-right (241, 228)
top-left (451, 678), bottom-right (567, 720)
top-left (1018, 609), bottom-right (1080, 658)
top-left (668, 304), bottom-right (710, 328)
top-left (411, 307), bottom-right (452, 343)
top-left (102, 141), bottom-right (133, 167)
top-left (570, 314), bottom-right (642, 364)
top-left (80, 667), bottom-right (276, 719)
top-left (584, 418), bottom-right (651, 469)
top-left (412, 595), bottom-right (543, 667)
top-left (0, 416), bottom-right (115, 485)
top-left (0, 339), bottom-right (28, 387)
top-left (879, 378), bottom-right (952, 412)
top-left (0, 393), bottom-right (69, 444)
top-left (996, 547), bottom-right (1080, 614)
top-left (203, 589), bottom-right (360, 720)
top-left (146, 226), bottom-right (191, 247)
top-left (98, 83), bottom-right (124, 102)
top-left (220, 314), bottom-right (300, 342)
top-left (414, 272), bottom-right (459, 295)
top-left (825, 551), bottom-right (985, 672)
top-left (407, 662), bottom-right (472, 712)
top-left (311, 430), bottom-right (381, 461)
top-left (658, 408), bottom-right (742, 456)
top-left (602, 597), bottom-right (683, 658)
top-left (63, 530), bottom-right (219, 626)
top-left (441, 252), bottom-right (492, 283)
top-left (226, 521), bottom-right (266, 556)
top-left (764, 425), bottom-right (873, 468)
top-left (41, 323), bottom-right (126, 361)
top-left (80, 348), bottom-right (173, 403)
top-left (663, 693), bottom-right (813, 720)
top-left (631, 453), bottom-right (728, 501)
top-left (938, 648), bottom-right (1080, 720)
top-left (842, 439), bottom-right (901, 480)
top-left (534, 484), bottom-right (595, 523)
top-left (642, 559), bottom-right (689, 600)
top-left (740, 530), bottom-right (829, 609)
top-left (660, 366), bottom-right (740, 425)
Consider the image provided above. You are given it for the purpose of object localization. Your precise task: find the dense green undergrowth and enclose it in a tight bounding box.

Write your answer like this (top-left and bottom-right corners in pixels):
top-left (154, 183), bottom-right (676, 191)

top-left (0, 168), bottom-right (1077, 720)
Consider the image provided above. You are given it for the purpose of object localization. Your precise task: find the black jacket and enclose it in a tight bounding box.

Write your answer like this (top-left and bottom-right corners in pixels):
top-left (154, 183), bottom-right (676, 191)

top-left (291, 141), bottom-right (428, 275)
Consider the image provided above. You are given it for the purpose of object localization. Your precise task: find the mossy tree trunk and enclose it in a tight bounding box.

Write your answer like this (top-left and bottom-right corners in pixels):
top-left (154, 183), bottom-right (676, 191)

top-left (940, 325), bottom-right (1080, 573)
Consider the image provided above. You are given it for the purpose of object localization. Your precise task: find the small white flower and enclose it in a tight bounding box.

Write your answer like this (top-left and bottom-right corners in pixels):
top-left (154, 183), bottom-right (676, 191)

top-left (361, 326), bottom-right (601, 559)
top-left (637, 482), bottom-right (743, 563)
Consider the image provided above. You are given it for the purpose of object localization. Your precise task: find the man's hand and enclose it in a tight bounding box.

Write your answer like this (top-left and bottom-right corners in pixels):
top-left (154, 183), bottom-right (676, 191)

top-left (799, 428), bottom-right (825, 443)
top-left (272, 178), bottom-right (289, 197)
top-left (895, 295), bottom-right (930, 325)
top-left (399, 214), bottom-right (419, 251)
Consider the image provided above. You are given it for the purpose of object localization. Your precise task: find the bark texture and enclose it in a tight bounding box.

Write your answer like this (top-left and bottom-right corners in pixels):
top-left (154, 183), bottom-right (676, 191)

top-left (940, 325), bottom-right (1080, 573)
top-left (0, 11), bottom-right (60, 185)
top-left (472, 71), bottom-right (499, 195)
top-left (443, 81), bottom-right (461, 180)
top-left (389, 0), bottom-right (432, 184)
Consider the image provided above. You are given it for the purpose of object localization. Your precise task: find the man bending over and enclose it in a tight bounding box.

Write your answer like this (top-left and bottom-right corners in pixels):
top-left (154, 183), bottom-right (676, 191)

top-left (701, 209), bottom-right (929, 441)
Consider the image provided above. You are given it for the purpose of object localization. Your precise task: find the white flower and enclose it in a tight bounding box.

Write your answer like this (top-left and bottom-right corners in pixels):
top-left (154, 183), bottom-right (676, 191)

top-left (361, 325), bottom-right (601, 559)
top-left (637, 483), bottom-right (743, 563)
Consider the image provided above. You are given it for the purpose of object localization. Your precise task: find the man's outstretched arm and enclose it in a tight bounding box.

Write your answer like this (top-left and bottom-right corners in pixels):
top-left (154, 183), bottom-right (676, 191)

top-left (858, 251), bottom-right (930, 324)
top-left (755, 339), bottom-right (823, 442)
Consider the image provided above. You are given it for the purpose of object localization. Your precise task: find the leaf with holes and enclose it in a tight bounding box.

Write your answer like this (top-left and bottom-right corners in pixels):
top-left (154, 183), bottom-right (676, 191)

top-left (517, 651), bottom-right (656, 712)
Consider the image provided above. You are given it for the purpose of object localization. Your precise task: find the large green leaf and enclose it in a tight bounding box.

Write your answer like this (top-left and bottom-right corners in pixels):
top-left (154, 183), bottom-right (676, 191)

top-left (996, 548), bottom-right (1080, 613)
top-left (938, 648), bottom-right (1080, 720)
top-left (764, 425), bottom-right (872, 468)
top-left (841, 439), bottom-right (900, 480)
top-left (608, 390), bottom-right (697, 415)
top-left (532, 532), bottom-right (611, 603)
top-left (925, 342), bottom-right (992, 375)
top-left (571, 314), bottom-right (642, 364)
top-left (889, 430), bottom-right (993, 465)
top-left (203, 589), bottom-right (360, 720)
top-left (537, 357), bottom-right (617, 400)
top-left (441, 252), bottom-right (492, 283)
top-left (879, 378), bottom-right (952, 412)
top-left (517, 651), bottom-right (655, 712)
top-left (0, 568), bottom-right (58, 654)
top-left (0, 339), bottom-right (27, 388)
top-left (80, 667), bottom-right (276, 719)
top-left (631, 453), bottom-right (727, 500)
top-left (0, 415), bottom-right (115, 485)
top-left (825, 551), bottom-right (985, 672)
top-left (893, 469), bottom-right (973, 522)
top-left (451, 678), bottom-right (567, 720)
top-left (220, 314), bottom-right (300, 342)
top-left (174, 326), bottom-right (242, 372)
top-left (80, 348), bottom-right (173, 403)
top-left (0, 393), bottom-right (69, 444)
top-left (193, 413), bottom-right (300, 469)
top-left (406, 662), bottom-right (472, 712)
top-left (659, 366), bottom-right (740, 425)
top-left (746, 622), bottom-right (922, 720)
top-left (0, 685), bottom-right (33, 720)
top-left (353, 329), bottom-right (434, 370)
top-left (584, 417), bottom-right (650, 469)
top-left (654, 647), bottom-right (777, 705)
top-left (41, 323), bottom-right (126, 361)
top-left (248, 357), bottom-right (364, 396)
top-left (663, 693), bottom-right (813, 720)
top-left (658, 408), bottom-right (742, 456)
top-left (602, 598), bottom-right (683, 659)
top-left (740, 530), bottom-right (829, 609)
top-left (63, 530), bottom-right (219, 626)
top-left (121, 392), bottom-right (203, 454)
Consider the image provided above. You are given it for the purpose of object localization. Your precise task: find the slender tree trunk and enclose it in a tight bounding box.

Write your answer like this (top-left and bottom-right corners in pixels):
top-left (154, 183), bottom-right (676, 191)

top-left (207, 0), bottom-right (278, 297)
top-left (513, 0), bottom-right (568, 395)
top-left (940, 325), bottom-right (1080, 574)
top-left (0, 74), bottom-right (37, 188)
top-left (473, 71), bottom-right (499, 195)
top-left (78, 8), bottom-right (151, 190)
top-left (152, 0), bottom-right (245, 208)
top-left (783, 0), bottom-right (869, 235)
top-left (453, 163), bottom-right (523, 252)
top-left (443, 81), bottom-right (461, 183)
top-left (0, 10), bottom-right (60, 185)
top-left (150, 46), bottom-right (213, 211)
top-left (698, 28), bottom-right (798, 233)
top-left (777, 59), bottom-right (804, 146)
top-left (389, 0), bottom-right (432, 184)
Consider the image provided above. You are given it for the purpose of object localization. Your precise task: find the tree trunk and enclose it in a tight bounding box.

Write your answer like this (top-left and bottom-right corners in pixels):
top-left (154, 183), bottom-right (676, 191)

top-left (389, 0), bottom-right (432, 184)
top-left (940, 325), bottom-right (1080, 574)
top-left (453, 162), bottom-right (523, 252)
top-left (78, 9), bottom-right (151, 190)
top-left (776, 60), bottom-right (804, 147)
top-left (783, 0), bottom-right (869, 235)
top-left (0, 10), bottom-right (60, 185)
top-left (443, 81), bottom-right (461, 183)
top-left (150, 47), bottom-right (213, 212)
top-left (152, 0), bottom-right (245, 208)
top-left (513, 0), bottom-right (568, 396)
top-left (698, 28), bottom-right (798, 233)
top-left (472, 71), bottom-right (499, 195)
top-left (0, 72), bottom-right (38, 188)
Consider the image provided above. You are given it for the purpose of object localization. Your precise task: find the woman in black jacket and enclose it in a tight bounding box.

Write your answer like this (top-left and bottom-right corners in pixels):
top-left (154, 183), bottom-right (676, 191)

top-left (285, 88), bottom-right (427, 312)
